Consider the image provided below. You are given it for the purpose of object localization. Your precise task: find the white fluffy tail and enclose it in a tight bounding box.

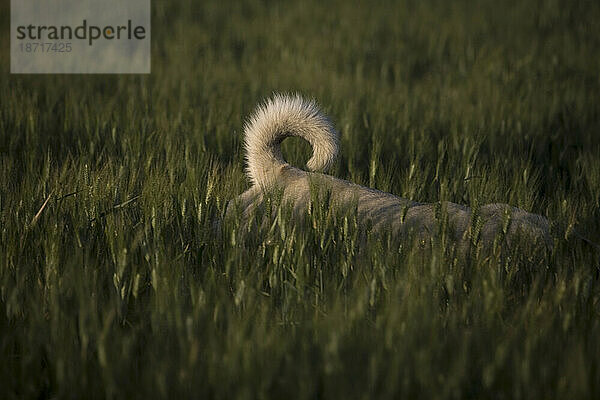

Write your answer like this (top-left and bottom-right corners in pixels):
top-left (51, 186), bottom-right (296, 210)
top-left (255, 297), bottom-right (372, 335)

top-left (243, 94), bottom-right (339, 188)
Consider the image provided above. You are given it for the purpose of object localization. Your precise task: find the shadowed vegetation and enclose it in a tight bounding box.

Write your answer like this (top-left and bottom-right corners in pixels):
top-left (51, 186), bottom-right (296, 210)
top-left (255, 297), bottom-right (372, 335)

top-left (1, 0), bottom-right (599, 398)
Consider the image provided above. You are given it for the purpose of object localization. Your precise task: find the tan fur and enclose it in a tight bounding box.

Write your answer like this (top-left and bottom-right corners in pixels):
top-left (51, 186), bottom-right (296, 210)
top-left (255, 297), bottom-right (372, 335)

top-left (230, 94), bottom-right (551, 253)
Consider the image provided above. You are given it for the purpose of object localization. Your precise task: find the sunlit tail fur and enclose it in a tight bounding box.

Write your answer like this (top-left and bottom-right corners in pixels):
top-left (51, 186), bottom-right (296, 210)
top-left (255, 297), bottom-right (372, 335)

top-left (243, 93), bottom-right (339, 188)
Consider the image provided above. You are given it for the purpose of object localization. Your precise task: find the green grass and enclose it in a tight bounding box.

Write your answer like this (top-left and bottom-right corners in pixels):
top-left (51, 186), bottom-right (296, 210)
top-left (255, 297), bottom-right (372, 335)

top-left (1, 0), bottom-right (600, 398)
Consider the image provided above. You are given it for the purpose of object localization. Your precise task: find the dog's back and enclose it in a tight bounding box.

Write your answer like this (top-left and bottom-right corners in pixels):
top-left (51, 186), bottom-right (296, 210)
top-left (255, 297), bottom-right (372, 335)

top-left (229, 94), bottom-right (552, 253)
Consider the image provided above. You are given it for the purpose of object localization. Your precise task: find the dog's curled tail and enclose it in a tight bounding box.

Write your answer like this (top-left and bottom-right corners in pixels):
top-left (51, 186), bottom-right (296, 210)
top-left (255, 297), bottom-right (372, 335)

top-left (243, 93), bottom-right (339, 188)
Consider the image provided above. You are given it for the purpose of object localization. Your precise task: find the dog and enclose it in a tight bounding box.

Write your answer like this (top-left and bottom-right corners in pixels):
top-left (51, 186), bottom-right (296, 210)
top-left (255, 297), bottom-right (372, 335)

top-left (228, 94), bottom-right (552, 255)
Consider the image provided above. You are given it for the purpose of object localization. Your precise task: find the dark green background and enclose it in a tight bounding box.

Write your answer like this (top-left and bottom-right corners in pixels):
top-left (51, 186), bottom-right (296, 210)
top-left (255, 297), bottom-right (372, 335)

top-left (1, 0), bottom-right (599, 398)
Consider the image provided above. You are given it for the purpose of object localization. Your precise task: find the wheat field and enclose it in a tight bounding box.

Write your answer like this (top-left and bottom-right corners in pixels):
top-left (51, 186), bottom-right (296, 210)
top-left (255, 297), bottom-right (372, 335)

top-left (1, 0), bottom-right (600, 398)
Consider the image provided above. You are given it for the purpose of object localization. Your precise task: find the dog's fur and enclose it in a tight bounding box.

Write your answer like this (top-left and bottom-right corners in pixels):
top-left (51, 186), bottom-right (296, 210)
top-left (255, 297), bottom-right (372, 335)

top-left (229, 94), bottom-right (552, 253)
